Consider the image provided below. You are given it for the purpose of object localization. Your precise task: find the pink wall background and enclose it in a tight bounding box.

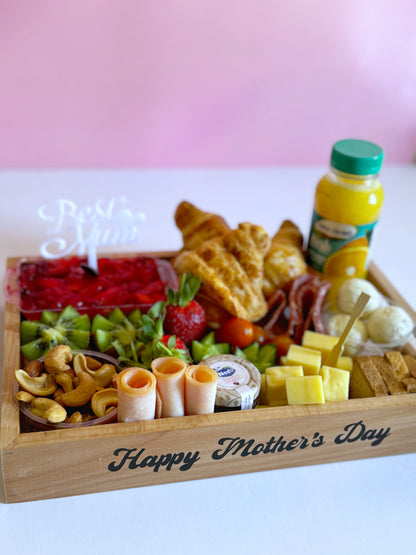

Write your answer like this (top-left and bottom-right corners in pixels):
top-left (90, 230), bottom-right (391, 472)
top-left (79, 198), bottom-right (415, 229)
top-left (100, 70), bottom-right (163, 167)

top-left (0, 1), bottom-right (415, 168)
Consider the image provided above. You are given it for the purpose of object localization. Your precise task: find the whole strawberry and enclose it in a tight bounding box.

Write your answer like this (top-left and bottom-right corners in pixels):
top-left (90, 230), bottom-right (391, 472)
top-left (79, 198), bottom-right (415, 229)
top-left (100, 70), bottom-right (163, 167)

top-left (164, 273), bottom-right (207, 346)
top-left (140, 334), bottom-right (192, 369)
top-left (160, 335), bottom-right (191, 360)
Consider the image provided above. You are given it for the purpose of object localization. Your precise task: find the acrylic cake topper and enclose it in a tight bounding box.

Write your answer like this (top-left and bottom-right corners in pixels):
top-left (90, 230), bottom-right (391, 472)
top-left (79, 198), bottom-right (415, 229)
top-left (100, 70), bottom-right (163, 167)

top-left (38, 197), bottom-right (147, 274)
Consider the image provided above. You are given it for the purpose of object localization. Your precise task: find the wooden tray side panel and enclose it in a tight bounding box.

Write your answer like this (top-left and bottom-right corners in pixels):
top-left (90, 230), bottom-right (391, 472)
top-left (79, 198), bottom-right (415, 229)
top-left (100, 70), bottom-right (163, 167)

top-left (3, 402), bottom-right (416, 503)
top-left (1, 294), bottom-right (23, 501)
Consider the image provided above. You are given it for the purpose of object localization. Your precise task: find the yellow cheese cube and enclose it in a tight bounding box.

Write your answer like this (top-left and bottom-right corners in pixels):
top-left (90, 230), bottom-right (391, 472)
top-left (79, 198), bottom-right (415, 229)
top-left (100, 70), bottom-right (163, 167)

top-left (301, 330), bottom-right (340, 361)
top-left (285, 344), bottom-right (322, 376)
top-left (264, 366), bottom-right (298, 376)
top-left (265, 366), bottom-right (303, 405)
top-left (319, 365), bottom-right (350, 402)
top-left (335, 356), bottom-right (353, 372)
top-left (280, 356), bottom-right (287, 365)
top-left (259, 373), bottom-right (268, 405)
top-left (286, 375), bottom-right (325, 405)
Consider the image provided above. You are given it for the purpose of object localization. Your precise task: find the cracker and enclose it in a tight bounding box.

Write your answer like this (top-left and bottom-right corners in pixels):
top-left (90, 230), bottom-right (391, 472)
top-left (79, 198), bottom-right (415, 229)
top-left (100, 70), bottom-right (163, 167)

top-left (384, 351), bottom-right (410, 381)
top-left (403, 355), bottom-right (416, 379)
top-left (371, 355), bottom-right (406, 395)
top-left (350, 356), bottom-right (389, 398)
top-left (402, 377), bottom-right (416, 394)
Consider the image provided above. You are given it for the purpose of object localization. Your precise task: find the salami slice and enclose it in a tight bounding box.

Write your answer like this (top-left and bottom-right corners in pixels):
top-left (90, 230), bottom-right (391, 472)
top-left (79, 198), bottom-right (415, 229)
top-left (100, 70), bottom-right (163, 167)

top-left (260, 274), bottom-right (331, 342)
top-left (287, 274), bottom-right (315, 337)
top-left (263, 288), bottom-right (287, 332)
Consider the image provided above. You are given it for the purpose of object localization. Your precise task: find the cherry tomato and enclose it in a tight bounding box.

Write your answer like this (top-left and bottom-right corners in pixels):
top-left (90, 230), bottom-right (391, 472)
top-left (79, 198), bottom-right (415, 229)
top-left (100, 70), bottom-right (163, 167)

top-left (252, 324), bottom-right (267, 345)
top-left (216, 317), bottom-right (256, 348)
top-left (268, 334), bottom-right (294, 360)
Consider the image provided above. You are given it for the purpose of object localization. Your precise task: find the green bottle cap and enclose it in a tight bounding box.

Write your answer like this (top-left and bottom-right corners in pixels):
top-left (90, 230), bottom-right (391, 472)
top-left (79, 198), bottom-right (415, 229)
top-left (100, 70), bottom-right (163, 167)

top-left (330, 139), bottom-right (384, 175)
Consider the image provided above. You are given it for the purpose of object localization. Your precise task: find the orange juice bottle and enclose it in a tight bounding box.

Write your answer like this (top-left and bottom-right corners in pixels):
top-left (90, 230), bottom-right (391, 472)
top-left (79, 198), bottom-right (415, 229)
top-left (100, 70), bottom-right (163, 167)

top-left (306, 139), bottom-right (384, 298)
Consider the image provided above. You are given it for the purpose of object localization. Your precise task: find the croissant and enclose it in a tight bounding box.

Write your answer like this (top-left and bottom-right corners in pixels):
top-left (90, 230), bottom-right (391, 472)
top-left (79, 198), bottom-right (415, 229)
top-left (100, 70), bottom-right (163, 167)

top-left (175, 201), bottom-right (231, 251)
top-left (173, 223), bottom-right (271, 322)
top-left (262, 220), bottom-right (308, 298)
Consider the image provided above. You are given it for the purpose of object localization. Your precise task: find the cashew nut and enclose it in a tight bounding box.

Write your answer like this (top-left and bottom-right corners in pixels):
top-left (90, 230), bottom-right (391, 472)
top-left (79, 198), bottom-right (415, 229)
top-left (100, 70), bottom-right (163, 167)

top-left (87, 364), bottom-right (117, 388)
top-left (55, 372), bottom-right (74, 393)
top-left (91, 388), bottom-right (118, 417)
top-left (66, 411), bottom-right (83, 424)
top-left (60, 371), bottom-right (96, 407)
top-left (15, 390), bottom-right (36, 403)
top-left (15, 369), bottom-right (57, 396)
top-left (44, 345), bottom-right (73, 373)
top-left (53, 390), bottom-right (63, 406)
top-left (85, 356), bottom-right (101, 370)
top-left (73, 353), bottom-right (90, 374)
top-left (82, 413), bottom-right (95, 422)
top-left (30, 397), bottom-right (67, 423)
top-left (73, 353), bottom-right (116, 388)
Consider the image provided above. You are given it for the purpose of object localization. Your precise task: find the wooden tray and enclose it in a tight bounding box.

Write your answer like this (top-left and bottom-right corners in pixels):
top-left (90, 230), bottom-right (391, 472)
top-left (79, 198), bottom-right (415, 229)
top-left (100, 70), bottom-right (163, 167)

top-left (1, 255), bottom-right (416, 503)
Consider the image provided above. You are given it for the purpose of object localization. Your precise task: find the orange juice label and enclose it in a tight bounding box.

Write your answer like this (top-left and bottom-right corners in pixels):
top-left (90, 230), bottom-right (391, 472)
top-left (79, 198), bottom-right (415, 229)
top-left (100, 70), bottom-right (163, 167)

top-left (307, 210), bottom-right (378, 278)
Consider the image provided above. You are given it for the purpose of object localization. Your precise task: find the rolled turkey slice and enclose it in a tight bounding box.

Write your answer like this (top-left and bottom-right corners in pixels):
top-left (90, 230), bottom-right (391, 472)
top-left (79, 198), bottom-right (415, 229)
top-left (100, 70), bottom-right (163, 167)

top-left (151, 357), bottom-right (187, 418)
top-left (117, 367), bottom-right (157, 422)
top-left (185, 365), bottom-right (218, 415)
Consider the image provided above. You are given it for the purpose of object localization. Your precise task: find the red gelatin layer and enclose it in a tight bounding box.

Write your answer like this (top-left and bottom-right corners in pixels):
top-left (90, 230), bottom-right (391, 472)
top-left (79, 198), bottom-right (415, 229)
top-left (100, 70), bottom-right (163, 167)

top-left (17, 256), bottom-right (177, 318)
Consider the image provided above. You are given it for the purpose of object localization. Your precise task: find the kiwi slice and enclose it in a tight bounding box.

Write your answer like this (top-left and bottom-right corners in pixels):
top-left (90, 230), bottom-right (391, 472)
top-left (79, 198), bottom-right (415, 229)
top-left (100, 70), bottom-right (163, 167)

top-left (20, 306), bottom-right (91, 361)
top-left (21, 320), bottom-right (44, 345)
top-left (51, 305), bottom-right (91, 330)
top-left (92, 308), bottom-right (145, 361)
top-left (191, 332), bottom-right (231, 363)
top-left (39, 310), bottom-right (59, 326)
top-left (234, 342), bottom-right (277, 373)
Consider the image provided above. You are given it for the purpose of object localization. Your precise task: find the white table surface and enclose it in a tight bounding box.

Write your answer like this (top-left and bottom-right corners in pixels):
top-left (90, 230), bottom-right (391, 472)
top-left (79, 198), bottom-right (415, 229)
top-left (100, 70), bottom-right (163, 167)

top-left (1, 166), bottom-right (415, 555)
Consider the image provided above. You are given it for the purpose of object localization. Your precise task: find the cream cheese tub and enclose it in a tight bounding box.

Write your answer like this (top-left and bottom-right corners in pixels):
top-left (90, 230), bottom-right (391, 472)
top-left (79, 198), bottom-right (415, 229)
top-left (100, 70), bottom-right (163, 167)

top-left (203, 354), bottom-right (261, 411)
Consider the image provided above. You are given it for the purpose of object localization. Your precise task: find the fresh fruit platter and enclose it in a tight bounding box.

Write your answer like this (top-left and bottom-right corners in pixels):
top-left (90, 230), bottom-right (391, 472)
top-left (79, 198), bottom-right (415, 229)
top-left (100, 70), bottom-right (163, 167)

top-left (1, 201), bottom-right (416, 503)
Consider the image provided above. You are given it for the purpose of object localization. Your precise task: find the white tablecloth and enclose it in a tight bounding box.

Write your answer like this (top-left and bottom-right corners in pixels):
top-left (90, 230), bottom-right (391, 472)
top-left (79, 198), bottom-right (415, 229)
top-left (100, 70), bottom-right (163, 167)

top-left (1, 166), bottom-right (415, 555)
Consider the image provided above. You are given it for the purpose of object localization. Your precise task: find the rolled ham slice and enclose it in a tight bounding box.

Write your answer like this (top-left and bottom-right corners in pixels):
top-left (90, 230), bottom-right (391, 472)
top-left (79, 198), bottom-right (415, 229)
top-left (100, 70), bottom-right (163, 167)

top-left (117, 367), bottom-right (157, 422)
top-left (151, 357), bottom-right (187, 418)
top-left (185, 365), bottom-right (218, 415)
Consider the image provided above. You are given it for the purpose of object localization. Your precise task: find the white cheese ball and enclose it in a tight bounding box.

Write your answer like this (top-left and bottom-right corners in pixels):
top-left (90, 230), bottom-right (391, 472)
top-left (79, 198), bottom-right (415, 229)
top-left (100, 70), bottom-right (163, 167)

top-left (366, 306), bottom-right (414, 345)
top-left (326, 313), bottom-right (368, 357)
top-left (337, 278), bottom-right (381, 318)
